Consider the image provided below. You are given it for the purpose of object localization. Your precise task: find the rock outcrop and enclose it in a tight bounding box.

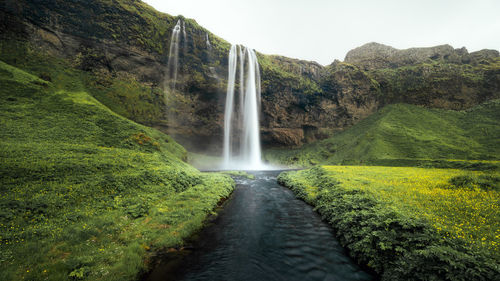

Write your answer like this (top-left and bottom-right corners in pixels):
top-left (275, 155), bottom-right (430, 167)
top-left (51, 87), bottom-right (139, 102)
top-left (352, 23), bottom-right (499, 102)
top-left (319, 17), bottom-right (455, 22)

top-left (345, 42), bottom-right (499, 70)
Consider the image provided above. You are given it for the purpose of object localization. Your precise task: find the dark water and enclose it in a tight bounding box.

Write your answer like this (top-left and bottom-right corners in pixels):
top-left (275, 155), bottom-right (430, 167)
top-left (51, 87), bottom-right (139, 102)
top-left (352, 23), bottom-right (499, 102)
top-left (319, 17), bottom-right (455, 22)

top-left (145, 171), bottom-right (374, 281)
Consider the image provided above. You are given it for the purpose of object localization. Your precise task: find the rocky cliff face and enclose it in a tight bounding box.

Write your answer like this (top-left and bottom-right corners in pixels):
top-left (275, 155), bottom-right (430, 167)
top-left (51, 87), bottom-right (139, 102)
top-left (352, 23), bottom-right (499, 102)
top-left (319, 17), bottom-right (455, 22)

top-left (1, 1), bottom-right (499, 151)
top-left (346, 43), bottom-right (500, 110)
top-left (258, 57), bottom-right (381, 147)
top-left (345, 42), bottom-right (499, 70)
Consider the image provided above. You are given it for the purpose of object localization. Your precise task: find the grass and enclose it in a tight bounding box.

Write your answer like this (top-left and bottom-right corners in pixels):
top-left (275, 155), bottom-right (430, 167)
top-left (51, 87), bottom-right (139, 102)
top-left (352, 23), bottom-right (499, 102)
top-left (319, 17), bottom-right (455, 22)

top-left (278, 166), bottom-right (500, 280)
top-left (265, 101), bottom-right (500, 167)
top-left (0, 60), bottom-right (234, 281)
top-left (321, 166), bottom-right (500, 254)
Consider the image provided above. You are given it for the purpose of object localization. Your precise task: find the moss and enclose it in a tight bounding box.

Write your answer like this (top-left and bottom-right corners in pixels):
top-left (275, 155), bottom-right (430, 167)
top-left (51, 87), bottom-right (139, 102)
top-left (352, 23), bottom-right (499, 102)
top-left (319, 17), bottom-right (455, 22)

top-left (258, 53), bottom-right (322, 96)
top-left (369, 60), bottom-right (498, 105)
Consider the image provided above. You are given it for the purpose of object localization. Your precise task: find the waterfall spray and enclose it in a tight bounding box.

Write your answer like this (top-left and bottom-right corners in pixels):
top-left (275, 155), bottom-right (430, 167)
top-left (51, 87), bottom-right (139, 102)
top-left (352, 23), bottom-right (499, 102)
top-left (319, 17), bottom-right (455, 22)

top-left (222, 45), bottom-right (263, 170)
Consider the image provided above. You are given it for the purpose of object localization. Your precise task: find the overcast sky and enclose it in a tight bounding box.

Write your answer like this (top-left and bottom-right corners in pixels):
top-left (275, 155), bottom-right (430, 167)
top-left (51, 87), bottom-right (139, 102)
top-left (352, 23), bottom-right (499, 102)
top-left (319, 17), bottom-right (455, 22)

top-left (143, 0), bottom-right (500, 65)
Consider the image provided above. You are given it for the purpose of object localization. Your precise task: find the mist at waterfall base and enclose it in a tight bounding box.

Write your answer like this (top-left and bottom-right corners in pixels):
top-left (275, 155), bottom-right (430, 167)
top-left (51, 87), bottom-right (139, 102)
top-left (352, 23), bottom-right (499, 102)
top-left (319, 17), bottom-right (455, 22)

top-left (221, 45), bottom-right (273, 171)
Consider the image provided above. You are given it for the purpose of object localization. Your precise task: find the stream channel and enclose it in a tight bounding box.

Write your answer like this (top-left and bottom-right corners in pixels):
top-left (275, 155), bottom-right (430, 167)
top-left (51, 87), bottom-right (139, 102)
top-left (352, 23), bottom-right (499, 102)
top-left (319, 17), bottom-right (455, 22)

top-left (144, 170), bottom-right (375, 281)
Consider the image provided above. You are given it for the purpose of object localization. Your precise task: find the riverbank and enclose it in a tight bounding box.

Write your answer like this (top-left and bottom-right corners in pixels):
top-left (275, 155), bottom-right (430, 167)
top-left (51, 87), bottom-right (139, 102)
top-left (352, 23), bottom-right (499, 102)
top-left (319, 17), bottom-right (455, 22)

top-left (278, 166), bottom-right (500, 281)
top-left (0, 60), bottom-right (235, 281)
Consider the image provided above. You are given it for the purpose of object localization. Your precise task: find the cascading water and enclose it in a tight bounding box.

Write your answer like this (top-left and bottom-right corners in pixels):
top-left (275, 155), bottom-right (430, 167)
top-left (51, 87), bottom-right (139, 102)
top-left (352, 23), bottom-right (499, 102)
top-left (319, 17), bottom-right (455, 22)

top-left (222, 45), bottom-right (264, 170)
top-left (166, 20), bottom-right (181, 90)
top-left (165, 19), bottom-right (188, 91)
top-left (182, 21), bottom-right (187, 54)
top-left (205, 33), bottom-right (211, 50)
top-left (164, 19), bottom-right (189, 132)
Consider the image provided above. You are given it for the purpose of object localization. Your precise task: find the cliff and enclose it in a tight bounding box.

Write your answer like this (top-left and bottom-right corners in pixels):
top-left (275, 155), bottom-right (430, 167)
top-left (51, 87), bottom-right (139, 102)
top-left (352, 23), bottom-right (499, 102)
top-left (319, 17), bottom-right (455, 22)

top-left (346, 42), bottom-right (500, 110)
top-left (1, 0), bottom-right (499, 151)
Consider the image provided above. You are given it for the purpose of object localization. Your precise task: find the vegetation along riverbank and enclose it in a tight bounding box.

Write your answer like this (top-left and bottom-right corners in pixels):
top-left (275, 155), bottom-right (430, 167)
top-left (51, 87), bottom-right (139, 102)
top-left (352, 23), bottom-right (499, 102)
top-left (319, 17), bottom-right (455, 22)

top-left (278, 166), bottom-right (500, 281)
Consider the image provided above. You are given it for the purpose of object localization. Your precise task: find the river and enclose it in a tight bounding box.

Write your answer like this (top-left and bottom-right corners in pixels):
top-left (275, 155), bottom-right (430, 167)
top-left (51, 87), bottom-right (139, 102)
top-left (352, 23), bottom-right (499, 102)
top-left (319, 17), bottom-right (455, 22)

top-left (144, 171), bottom-right (374, 281)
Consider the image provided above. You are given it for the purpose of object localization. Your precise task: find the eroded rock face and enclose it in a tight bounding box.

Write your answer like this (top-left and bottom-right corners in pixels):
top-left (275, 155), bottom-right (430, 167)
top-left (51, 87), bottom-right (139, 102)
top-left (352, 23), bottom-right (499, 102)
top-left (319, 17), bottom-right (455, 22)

top-left (256, 51), bottom-right (389, 147)
top-left (1, 0), bottom-right (499, 151)
top-left (344, 42), bottom-right (398, 70)
top-left (345, 42), bottom-right (469, 70)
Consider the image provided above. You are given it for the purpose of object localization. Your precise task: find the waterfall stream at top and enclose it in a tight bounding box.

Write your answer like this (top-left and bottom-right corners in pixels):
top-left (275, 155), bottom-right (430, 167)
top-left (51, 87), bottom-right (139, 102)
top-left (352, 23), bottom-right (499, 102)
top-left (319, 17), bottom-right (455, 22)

top-left (164, 19), bottom-right (188, 132)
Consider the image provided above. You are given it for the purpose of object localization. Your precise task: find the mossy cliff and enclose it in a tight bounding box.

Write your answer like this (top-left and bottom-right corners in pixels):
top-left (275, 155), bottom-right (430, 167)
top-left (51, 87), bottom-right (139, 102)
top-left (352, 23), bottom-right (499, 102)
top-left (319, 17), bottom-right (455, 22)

top-left (1, 0), bottom-right (231, 151)
top-left (1, 1), bottom-right (499, 151)
top-left (347, 42), bottom-right (500, 110)
top-left (259, 42), bottom-right (499, 148)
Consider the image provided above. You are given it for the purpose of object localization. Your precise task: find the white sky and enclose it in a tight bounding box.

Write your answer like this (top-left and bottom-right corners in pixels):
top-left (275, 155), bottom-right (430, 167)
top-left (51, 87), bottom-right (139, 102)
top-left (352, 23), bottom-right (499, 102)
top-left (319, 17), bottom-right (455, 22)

top-left (143, 0), bottom-right (500, 65)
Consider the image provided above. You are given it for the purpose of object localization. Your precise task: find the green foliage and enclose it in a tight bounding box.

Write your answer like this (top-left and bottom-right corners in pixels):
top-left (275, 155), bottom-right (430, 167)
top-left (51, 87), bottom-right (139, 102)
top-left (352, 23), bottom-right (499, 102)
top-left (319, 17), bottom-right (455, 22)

top-left (278, 167), bottom-right (500, 281)
top-left (448, 174), bottom-right (500, 191)
top-left (258, 53), bottom-right (323, 96)
top-left (266, 102), bottom-right (500, 168)
top-left (86, 71), bottom-right (167, 125)
top-left (0, 60), bottom-right (235, 281)
top-left (69, 267), bottom-right (86, 279)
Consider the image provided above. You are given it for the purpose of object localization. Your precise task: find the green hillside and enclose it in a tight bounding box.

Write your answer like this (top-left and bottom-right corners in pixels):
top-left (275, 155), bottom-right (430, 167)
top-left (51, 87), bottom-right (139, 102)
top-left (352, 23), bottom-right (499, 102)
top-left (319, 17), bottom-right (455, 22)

top-left (265, 102), bottom-right (500, 168)
top-left (0, 60), bottom-right (234, 281)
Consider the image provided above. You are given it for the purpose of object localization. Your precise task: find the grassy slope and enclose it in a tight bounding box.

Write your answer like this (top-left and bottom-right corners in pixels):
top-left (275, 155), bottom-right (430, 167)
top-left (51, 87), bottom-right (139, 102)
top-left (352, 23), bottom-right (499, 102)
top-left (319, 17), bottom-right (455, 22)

top-left (278, 167), bottom-right (499, 281)
top-left (0, 60), bottom-right (234, 281)
top-left (265, 102), bottom-right (500, 167)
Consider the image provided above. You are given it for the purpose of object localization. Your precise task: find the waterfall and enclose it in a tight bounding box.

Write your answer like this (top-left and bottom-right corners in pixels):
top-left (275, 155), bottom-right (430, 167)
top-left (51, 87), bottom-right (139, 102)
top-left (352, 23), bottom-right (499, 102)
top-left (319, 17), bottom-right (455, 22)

top-left (205, 33), bottom-right (211, 49)
top-left (182, 21), bottom-right (187, 54)
top-left (164, 19), bottom-right (189, 133)
top-left (166, 20), bottom-right (181, 90)
top-left (166, 19), bottom-right (188, 91)
top-left (222, 45), bottom-right (263, 170)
